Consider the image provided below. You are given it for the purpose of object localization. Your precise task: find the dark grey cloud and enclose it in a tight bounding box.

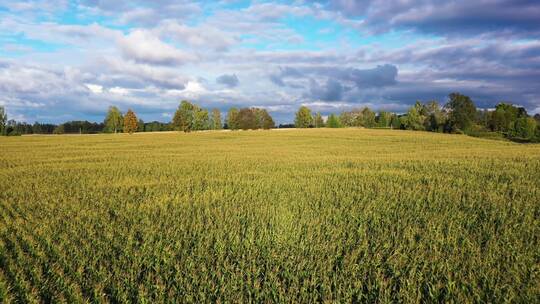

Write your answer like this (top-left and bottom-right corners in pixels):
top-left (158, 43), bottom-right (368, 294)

top-left (347, 64), bottom-right (398, 88)
top-left (269, 66), bottom-right (304, 87)
top-left (216, 74), bottom-right (239, 88)
top-left (308, 78), bottom-right (344, 101)
top-left (327, 0), bottom-right (540, 37)
top-left (270, 64), bottom-right (398, 91)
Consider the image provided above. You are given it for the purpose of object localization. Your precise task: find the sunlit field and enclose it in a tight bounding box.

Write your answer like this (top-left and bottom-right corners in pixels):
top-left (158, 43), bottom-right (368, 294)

top-left (1, 129), bottom-right (539, 302)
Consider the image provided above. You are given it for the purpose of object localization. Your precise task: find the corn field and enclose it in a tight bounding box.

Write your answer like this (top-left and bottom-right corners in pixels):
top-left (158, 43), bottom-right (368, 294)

top-left (1, 129), bottom-right (539, 302)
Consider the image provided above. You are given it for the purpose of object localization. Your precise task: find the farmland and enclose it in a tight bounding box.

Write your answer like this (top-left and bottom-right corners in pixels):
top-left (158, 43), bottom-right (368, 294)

top-left (0, 128), bottom-right (539, 302)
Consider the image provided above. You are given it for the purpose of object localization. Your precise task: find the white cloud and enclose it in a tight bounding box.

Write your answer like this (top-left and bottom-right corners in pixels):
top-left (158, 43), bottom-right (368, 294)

top-left (157, 21), bottom-right (238, 51)
top-left (118, 29), bottom-right (197, 65)
top-left (109, 86), bottom-right (129, 95)
top-left (85, 83), bottom-right (103, 94)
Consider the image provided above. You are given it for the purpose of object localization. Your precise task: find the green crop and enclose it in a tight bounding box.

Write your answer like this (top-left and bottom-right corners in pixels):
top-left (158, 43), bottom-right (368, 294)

top-left (1, 129), bottom-right (539, 302)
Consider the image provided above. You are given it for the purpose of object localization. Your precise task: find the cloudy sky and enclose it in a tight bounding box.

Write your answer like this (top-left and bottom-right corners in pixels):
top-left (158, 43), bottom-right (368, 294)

top-left (1, 0), bottom-right (539, 123)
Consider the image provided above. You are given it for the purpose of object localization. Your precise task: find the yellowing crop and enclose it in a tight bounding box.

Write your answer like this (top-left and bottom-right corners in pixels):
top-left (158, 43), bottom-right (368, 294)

top-left (1, 129), bottom-right (539, 302)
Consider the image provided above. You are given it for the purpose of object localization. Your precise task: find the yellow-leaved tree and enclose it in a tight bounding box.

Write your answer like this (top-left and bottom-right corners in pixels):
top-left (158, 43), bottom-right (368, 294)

top-left (123, 109), bottom-right (138, 134)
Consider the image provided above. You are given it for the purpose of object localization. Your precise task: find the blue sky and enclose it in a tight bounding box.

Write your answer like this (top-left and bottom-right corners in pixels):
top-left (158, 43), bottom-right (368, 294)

top-left (1, 0), bottom-right (539, 123)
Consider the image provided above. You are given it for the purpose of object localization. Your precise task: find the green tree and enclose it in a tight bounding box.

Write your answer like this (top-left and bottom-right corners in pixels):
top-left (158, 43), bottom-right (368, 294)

top-left (0, 106), bottom-right (6, 135)
top-left (193, 108), bottom-right (210, 131)
top-left (390, 114), bottom-right (401, 129)
top-left (445, 93), bottom-right (477, 132)
top-left (326, 114), bottom-right (341, 128)
top-left (172, 100), bottom-right (196, 132)
top-left (313, 112), bottom-right (325, 128)
top-left (402, 102), bottom-right (426, 130)
top-left (377, 111), bottom-right (391, 128)
top-left (123, 109), bottom-right (138, 134)
top-left (211, 109), bottom-right (222, 130)
top-left (258, 109), bottom-right (275, 129)
top-left (53, 124), bottom-right (65, 134)
top-left (104, 106), bottom-right (123, 133)
top-left (295, 106), bottom-right (313, 128)
top-left (512, 117), bottom-right (537, 139)
top-left (422, 101), bottom-right (446, 132)
top-left (361, 107), bottom-right (376, 128)
top-left (32, 122), bottom-right (42, 134)
top-left (137, 119), bottom-right (145, 132)
top-left (488, 103), bottom-right (527, 133)
top-left (227, 107), bottom-right (239, 130)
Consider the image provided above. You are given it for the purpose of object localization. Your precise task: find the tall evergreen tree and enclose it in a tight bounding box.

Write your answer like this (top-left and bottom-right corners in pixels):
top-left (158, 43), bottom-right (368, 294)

top-left (123, 109), bottom-right (138, 134)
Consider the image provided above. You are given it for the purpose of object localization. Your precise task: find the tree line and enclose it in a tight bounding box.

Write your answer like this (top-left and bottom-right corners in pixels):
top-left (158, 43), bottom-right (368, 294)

top-left (1, 93), bottom-right (539, 142)
top-left (293, 93), bottom-right (540, 142)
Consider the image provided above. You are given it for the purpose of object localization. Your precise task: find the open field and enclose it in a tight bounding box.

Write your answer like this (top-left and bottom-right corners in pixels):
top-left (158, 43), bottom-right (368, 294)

top-left (1, 129), bottom-right (539, 302)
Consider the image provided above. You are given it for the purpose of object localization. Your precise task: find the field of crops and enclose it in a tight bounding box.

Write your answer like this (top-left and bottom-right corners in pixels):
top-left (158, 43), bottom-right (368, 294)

top-left (0, 129), bottom-right (539, 302)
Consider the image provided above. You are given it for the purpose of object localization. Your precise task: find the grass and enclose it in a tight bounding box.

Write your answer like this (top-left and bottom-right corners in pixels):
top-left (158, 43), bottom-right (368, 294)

top-left (1, 128), bottom-right (539, 302)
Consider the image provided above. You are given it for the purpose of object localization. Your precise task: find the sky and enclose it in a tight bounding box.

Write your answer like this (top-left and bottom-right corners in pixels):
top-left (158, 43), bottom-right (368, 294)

top-left (1, 0), bottom-right (539, 124)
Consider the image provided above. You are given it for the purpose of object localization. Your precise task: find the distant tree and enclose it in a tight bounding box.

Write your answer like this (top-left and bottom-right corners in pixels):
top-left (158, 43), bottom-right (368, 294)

top-left (534, 114), bottom-right (540, 125)
top-left (487, 103), bottom-right (528, 133)
top-left (227, 107), bottom-right (239, 130)
top-left (326, 114), bottom-right (341, 128)
top-left (313, 112), bottom-right (325, 128)
top-left (376, 111), bottom-right (391, 128)
top-left (295, 106), bottom-right (313, 128)
top-left (32, 122), bottom-right (42, 134)
top-left (123, 109), bottom-right (138, 134)
top-left (137, 119), bottom-right (145, 132)
top-left (104, 106), bottom-right (123, 133)
top-left (237, 108), bottom-right (258, 130)
top-left (211, 109), bottom-right (222, 130)
top-left (144, 121), bottom-right (170, 132)
top-left (53, 124), bottom-right (65, 134)
top-left (339, 111), bottom-right (355, 127)
top-left (361, 107), bottom-right (376, 128)
top-left (257, 109), bottom-right (275, 129)
top-left (193, 108), bottom-right (210, 131)
top-left (422, 101), bottom-right (446, 132)
top-left (445, 93), bottom-right (477, 132)
top-left (512, 117), bottom-right (537, 139)
top-left (0, 106), bottom-right (6, 135)
top-left (62, 121), bottom-right (104, 134)
top-left (173, 100), bottom-right (196, 132)
top-left (402, 102), bottom-right (426, 131)
top-left (390, 114), bottom-right (401, 129)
